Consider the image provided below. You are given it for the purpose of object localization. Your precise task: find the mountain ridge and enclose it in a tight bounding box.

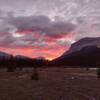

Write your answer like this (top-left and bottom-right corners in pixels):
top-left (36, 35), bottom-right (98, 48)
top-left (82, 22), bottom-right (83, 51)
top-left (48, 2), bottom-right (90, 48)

top-left (51, 37), bottom-right (100, 67)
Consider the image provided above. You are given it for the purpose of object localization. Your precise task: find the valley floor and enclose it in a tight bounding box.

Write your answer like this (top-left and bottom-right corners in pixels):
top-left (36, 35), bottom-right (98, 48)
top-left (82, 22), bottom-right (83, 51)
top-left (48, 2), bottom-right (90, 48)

top-left (0, 67), bottom-right (100, 100)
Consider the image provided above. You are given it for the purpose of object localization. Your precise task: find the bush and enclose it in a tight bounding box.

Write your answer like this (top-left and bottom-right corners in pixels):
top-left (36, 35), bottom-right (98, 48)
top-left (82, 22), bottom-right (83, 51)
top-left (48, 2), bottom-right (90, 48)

top-left (96, 68), bottom-right (100, 78)
top-left (31, 68), bottom-right (39, 80)
top-left (7, 66), bottom-right (15, 72)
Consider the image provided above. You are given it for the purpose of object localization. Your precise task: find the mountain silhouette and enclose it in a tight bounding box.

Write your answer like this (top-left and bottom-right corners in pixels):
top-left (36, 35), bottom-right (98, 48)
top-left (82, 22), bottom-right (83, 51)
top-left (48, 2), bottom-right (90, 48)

top-left (0, 52), bottom-right (11, 60)
top-left (15, 55), bottom-right (32, 60)
top-left (51, 37), bottom-right (100, 67)
top-left (0, 52), bottom-right (48, 68)
top-left (63, 37), bottom-right (100, 56)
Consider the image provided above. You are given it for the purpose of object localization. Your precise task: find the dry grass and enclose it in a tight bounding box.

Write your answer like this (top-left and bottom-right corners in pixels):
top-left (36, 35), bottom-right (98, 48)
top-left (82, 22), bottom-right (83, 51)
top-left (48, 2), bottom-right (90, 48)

top-left (0, 67), bottom-right (100, 100)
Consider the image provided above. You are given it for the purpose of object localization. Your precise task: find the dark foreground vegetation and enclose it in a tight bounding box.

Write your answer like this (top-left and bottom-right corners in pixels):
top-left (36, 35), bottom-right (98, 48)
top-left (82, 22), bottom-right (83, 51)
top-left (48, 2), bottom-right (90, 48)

top-left (0, 55), bottom-right (48, 69)
top-left (0, 54), bottom-right (49, 80)
top-left (0, 52), bottom-right (100, 79)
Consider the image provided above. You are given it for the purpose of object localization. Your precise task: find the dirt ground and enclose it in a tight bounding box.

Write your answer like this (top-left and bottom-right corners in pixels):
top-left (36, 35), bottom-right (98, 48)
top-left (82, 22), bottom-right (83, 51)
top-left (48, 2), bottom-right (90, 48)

top-left (0, 67), bottom-right (100, 100)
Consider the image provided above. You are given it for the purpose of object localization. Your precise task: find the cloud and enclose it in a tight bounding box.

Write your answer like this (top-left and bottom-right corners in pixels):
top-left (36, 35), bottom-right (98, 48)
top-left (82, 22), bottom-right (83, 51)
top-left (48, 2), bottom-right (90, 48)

top-left (7, 15), bottom-right (50, 31)
top-left (0, 13), bottom-right (76, 48)
top-left (0, 32), bottom-right (15, 47)
top-left (5, 15), bottom-right (76, 35)
top-left (0, 0), bottom-right (100, 59)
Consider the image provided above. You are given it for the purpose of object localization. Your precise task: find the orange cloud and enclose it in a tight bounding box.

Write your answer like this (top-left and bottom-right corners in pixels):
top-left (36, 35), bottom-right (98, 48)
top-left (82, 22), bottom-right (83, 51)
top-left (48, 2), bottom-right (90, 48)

top-left (0, 30), bottom-right (75, 60)
top-left (0, 44), bottom-right (69, 60)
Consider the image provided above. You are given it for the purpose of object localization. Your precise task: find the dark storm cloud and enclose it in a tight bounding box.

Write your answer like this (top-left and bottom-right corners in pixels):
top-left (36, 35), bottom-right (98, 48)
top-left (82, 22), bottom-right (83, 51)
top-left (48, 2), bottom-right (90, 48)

top-left (5, 15), bottom-right (76, 36)
top-left (7, 15), bottom-right (50, 31)
top-left (0, 32), bottom-right (15, 47)
top-left (47, 21), bottom-right (76, 35)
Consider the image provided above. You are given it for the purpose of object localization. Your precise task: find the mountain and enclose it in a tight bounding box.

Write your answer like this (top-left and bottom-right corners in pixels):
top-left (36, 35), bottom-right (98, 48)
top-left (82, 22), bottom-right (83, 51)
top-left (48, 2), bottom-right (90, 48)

top-left (0, 51), bottom-right (11, 60)
top-left (15, 55), bottom-right (32, 60)
top-left (0, 51), bottom-right (48, 68)
top-left (14, 55), bottom-right (48, 67)
top-left (63, 37), bottom-right (100, 56)
top-left (51, 37), bottom-right (100, 67)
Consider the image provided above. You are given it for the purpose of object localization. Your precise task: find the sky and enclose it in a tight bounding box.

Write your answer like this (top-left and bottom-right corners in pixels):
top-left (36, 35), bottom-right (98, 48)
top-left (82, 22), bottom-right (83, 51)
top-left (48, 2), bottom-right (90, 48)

top-left (0, 0), bottom-right (100, 60)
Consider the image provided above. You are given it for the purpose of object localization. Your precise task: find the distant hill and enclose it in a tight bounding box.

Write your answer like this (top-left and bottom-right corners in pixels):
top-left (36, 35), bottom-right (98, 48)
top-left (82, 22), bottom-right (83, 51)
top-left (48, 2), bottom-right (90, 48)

top-left (15, 55), bottom-right (32, 60)
top-left (0, 52), bottom-right (11, 60)
top-left (0, 52), bottom-right (48, 68)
